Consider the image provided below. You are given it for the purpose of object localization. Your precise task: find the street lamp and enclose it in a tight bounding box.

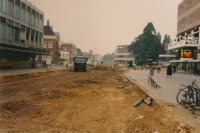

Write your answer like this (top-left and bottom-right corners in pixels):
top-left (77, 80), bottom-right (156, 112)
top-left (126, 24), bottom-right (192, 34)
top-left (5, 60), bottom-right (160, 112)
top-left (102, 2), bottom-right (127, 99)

top-left (146, 55), bottom-right (148, 68)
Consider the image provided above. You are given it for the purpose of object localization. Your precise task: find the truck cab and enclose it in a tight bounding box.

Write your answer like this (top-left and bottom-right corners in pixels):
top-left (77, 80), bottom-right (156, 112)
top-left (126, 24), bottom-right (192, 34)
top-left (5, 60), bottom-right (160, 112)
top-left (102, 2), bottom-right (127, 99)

top-left (73, 56), bottom-right (88, 72)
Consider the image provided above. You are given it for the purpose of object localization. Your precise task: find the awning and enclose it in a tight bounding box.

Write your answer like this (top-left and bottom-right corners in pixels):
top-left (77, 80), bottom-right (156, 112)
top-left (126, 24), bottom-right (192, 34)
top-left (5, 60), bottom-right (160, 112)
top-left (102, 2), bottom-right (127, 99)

top-left (159, 54), bottom-right (176, 58)
top-left (169, 60), bottom-right (199, 62)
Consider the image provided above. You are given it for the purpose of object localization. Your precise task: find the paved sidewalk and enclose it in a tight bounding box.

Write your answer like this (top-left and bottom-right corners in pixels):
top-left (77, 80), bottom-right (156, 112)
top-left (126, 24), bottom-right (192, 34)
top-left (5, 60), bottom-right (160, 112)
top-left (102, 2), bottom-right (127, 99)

top-left (125, 69), bottom-right (200, 104)
top-left (0, 66), bottom-right (68, 76)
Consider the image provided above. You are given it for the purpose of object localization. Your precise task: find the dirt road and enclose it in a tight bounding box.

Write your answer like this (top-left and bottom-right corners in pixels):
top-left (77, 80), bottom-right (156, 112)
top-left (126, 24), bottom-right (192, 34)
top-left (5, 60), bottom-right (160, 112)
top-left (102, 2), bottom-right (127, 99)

top-left (0, 68), bottom-right (197, 132)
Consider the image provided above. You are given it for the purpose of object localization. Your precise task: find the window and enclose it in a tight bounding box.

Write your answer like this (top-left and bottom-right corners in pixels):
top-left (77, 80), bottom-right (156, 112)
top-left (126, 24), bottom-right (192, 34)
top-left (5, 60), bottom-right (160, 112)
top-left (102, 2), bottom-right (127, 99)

top-left (8, 1), bottom-right (14, 16)
top-left (26, 12), bottom-right (31, 24)
top-left (35, 31), bottom-right (38, 43)
top-left (21, 25), bottom-right (25, 31)
top-left (43, 41), bottom-right (46, 48)
top-left (0, 21), bottom-right (6, 39)
top-left (20, 25), bottom-right (25, 42)
top-left (40, 14), bottom-right (43, 20)
top-left (63, 54), bottom-right (65, 57)
top-left (15, 0), bottom-right (20, 6)
top-left (27, 6), bottom-right (31, 13)
top-left (39, 32), bottom-right (42, 43)
top-left (21, 2), bottom-right (26, 10)
top-left (31, 9), bottom-right (35, 26)
top-left (66, 54), bottom-right (68, 57)
top-left (26, 27), bottom-right (30, 40)
top-left (42, 55), bottom-right (46, 59)
top-left (0, 16), bottom-right (6, 24)
top-left (21, 9), bottom-right (26, 22)
top-left (35, 16), bottom-right (39, 27)
top-left (35, 55), bottom-right (38, 60)
top-left (15, 5), bottom-right (20, 19)
top-left (0, 0), bottom-right (7, 13)
top-left (48, 41), bottom-right (53, 48)
top-left (31, 29), bottom-right (34, 42)
top-left (7, 26), bottom-right (14, 40)
top-left (39, 19), bottom-right (43, 30)
top-left (14, 22), bottom-right (20, 42)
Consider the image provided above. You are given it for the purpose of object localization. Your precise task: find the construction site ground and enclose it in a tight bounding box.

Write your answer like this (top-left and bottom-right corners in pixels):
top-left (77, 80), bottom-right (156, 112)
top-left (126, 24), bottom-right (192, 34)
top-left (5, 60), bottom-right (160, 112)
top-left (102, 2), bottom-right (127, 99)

top-left (0, 66), bottom-right (199, 133)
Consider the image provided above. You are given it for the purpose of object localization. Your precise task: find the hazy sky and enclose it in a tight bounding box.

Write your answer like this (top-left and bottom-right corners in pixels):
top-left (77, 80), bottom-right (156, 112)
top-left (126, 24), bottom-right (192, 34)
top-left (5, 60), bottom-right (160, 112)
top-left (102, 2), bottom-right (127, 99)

top-left (30, 0), bottom-right (183, 55)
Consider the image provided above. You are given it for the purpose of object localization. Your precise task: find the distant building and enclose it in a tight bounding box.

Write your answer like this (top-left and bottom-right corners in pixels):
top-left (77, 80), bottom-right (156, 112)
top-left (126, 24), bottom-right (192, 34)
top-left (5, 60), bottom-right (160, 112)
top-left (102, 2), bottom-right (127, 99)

top-left (59, 43), bottom-right (77, 63)
top-left (114, 45), bottom-right (135, 64)
top-left (59, 48), bottom-right (69, 62)
top-left (0, 0), bottom-right (48, 68)
top-left (36, 20), bottom-right (59, 65)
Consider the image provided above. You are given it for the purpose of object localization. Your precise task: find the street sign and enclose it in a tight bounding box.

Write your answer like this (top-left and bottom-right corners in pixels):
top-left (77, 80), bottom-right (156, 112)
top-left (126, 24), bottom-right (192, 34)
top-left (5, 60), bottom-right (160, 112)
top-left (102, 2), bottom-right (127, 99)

top-left (46, 57), bottom-right (51, 65)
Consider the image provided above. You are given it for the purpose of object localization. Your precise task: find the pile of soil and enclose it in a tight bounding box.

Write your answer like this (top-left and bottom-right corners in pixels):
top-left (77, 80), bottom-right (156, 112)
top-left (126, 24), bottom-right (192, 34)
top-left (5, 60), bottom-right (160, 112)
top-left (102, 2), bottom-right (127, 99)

top-left (0, 69), bottom-right (198, 132)
top-left (93, 65), bottom-right (111, 71)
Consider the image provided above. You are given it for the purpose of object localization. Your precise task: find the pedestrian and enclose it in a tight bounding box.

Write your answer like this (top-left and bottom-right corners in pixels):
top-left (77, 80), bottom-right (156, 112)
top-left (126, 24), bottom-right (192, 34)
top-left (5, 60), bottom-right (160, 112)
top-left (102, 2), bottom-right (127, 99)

top-left (167, 63), bottom-right (173, 78)
top-left (173, 65), bottom-right (176, 74)
top-left (113, 63), bottom-right (115, 71)
top-left (44, 61), bottom-right (46, 68)
top-left (42, 61), bottom-right (43, 68)
top-left (66, 62), bottom-right (68, 68)
top-left (157, 64), bottom-right (160, 73)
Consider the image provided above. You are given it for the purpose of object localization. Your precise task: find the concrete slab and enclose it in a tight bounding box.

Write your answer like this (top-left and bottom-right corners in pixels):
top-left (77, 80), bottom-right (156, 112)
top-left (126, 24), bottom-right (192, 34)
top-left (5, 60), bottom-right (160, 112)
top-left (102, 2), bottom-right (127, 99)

top-left (124, 69), bottom-right (200, 104)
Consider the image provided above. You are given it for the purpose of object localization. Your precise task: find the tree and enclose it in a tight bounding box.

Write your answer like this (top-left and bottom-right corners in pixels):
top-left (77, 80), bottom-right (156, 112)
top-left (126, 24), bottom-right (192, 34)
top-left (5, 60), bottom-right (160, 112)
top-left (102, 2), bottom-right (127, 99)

top-left (139, 22), bottom-right (157, 63)
top-left (128, 34), bottom-right (143, 60)
top-left (102, 53), bottom-right (114, 62)
top-left (163, 34), bottom-right (171, 43)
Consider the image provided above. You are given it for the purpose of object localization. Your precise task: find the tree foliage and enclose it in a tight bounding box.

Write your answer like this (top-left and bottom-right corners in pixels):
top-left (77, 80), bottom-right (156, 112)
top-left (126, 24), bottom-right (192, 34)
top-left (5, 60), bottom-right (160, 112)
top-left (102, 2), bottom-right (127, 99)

top-left (102, 53), bottom-right (114, 61)
top-left (163, 34), bottom-right (171, 43)
top-left (127, 22), bottom-right (168, 63)
top-left (139, 22), bottom-right (157, 62)
top-left (128, 34), bottom-right (143, 60)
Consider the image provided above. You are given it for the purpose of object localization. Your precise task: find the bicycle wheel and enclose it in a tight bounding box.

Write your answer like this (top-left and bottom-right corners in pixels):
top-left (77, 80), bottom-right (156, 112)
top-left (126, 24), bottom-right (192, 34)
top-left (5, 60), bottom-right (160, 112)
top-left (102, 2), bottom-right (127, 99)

top-left (176, 87), bottom-right (188, 104)
top-left (176, 87), bottom-right (195, 104)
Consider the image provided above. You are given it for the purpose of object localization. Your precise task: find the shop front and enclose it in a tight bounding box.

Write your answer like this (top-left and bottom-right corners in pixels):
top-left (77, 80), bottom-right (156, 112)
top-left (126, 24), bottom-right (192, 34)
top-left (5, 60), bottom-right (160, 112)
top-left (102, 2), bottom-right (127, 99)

top-left (0, 50), bottom-right (36, 69)
top-left (169, 47), bottom-right (200, 74)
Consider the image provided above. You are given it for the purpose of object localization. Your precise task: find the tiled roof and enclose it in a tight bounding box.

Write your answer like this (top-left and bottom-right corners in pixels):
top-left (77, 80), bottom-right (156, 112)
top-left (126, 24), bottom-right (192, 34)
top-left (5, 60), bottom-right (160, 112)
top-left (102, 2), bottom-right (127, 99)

top-left (44, 26), bottom-right (55, 35)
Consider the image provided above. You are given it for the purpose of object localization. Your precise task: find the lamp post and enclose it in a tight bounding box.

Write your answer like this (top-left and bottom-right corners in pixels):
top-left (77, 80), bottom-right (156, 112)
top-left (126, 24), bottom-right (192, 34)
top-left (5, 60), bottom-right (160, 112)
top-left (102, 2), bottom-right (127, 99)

top-left (146, 55), bottom-right (148, 68)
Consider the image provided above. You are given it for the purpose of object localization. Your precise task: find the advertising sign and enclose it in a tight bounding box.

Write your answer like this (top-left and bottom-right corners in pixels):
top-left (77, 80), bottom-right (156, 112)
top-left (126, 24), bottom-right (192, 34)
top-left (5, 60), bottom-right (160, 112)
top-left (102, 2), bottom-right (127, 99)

top-left (181, 49), bottom-right (192, 58)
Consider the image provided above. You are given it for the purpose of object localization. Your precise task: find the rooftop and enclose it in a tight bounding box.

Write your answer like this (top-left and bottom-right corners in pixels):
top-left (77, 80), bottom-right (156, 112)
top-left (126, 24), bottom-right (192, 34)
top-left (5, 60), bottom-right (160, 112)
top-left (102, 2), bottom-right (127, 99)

top-left (44, 26), bottom-right (55, 35)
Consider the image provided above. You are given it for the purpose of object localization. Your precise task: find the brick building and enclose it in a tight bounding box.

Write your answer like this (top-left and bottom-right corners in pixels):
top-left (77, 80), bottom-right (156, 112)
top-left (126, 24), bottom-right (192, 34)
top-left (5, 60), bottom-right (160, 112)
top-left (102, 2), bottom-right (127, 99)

top-left (36, 20), bottom-right (59, 65)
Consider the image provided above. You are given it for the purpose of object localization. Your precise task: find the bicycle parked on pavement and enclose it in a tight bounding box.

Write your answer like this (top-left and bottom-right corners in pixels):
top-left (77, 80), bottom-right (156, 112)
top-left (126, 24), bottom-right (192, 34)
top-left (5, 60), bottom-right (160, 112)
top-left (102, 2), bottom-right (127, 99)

top-left (176, 75), bottom-right (200, 107)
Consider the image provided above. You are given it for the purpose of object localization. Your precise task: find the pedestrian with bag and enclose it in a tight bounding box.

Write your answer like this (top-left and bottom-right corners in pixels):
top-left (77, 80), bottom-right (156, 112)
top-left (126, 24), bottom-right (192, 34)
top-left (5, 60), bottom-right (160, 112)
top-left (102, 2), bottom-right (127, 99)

top-left (167, 63), bottom-right (173, 78)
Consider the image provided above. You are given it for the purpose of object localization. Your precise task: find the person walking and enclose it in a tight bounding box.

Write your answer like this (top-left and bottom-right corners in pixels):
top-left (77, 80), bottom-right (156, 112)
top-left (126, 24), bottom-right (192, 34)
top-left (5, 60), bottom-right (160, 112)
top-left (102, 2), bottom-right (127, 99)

top-left (167, 63), bottom-right (172, 78)
top-left (157, 64), bottom-right (160, 73)
top-left (113, 63), bottom-right (116, 71)
top-left (173, 65), bottom-right (176, 74)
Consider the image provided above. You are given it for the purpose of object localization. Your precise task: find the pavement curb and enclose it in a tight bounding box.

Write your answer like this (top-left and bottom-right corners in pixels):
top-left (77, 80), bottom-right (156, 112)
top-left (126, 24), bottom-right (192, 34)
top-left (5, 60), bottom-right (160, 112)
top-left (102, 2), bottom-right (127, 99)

top-left (123, 72), bottom-right (160, 106)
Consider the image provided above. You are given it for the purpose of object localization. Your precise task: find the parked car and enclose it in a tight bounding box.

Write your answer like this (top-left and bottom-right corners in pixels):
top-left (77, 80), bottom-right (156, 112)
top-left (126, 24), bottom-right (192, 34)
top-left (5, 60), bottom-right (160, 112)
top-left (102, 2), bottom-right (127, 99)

top-left (160, 64), bottom-right (165, 68)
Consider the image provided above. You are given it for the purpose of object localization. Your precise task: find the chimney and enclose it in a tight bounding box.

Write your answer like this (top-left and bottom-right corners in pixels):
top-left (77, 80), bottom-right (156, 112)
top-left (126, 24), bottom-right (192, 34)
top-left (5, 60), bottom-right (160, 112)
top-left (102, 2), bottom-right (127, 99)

top-left (47, 19), bottom-right (50, 26)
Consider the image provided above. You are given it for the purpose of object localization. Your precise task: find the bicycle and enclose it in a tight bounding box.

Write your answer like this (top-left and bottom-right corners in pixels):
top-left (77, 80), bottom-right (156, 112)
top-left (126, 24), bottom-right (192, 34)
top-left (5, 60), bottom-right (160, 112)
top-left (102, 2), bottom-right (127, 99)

top-left (176, 75), bottom-right (200, 106)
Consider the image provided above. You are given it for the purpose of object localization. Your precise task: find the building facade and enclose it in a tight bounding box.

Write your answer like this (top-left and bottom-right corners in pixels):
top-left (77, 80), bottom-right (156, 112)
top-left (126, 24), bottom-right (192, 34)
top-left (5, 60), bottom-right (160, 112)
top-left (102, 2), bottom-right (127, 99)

top-left (168, 0), bottom-right (200, 74)
top-left (114, 45), bottom-right (135, 64)
top-left (60, 43), bottom-right (78, 63)
top-left (0, 0), bottom-right (47, 68)
top-left (59, 48), bottom-right (69, 62)
top-left (36, 20), bottom-right (59, 65)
